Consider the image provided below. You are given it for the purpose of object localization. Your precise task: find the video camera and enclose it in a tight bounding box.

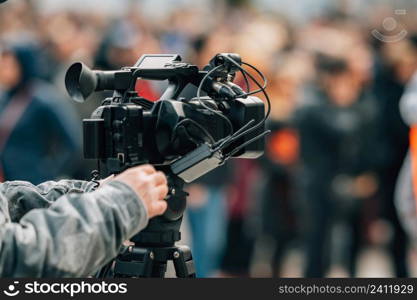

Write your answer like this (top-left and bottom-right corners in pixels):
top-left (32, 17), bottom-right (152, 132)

top-left (65, 53), bottom-right (270, 277)
top-left (66, 53), bottom-right (268, 216)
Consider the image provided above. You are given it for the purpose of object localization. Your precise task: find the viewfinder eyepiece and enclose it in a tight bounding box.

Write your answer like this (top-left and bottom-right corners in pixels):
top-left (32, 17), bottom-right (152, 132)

top-left (65, 62), bottom-right (98, 103)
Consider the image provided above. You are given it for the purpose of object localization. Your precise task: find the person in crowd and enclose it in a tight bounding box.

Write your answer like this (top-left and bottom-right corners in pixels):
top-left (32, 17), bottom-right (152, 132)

top-left (296, 51), bottom-right (381, 277)
top-left (395, 35), bottom-right (417, 243)
top-left (219, 14), bottom-right (295, 277)
top-left (0, 40), bottom-right (81, 184)
top-left (372, 35), bottom-right (417, 277)
top-left (220, 159), bottom-right (261, 277)
top-left (187, 165), bottom-right (230, 277)
top-left (257, 50), bottom-right (310, 277)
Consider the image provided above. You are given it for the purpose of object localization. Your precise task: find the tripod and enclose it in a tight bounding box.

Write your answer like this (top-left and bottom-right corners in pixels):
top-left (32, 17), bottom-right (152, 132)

top-left (98, 175), bottom-right (196, 278)
top-left (113, 231), bottom-right (196, 278)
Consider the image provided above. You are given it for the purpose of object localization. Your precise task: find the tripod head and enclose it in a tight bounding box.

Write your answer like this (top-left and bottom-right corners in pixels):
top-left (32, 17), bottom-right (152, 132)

top-left (131, 170), bottom-right (186, 247)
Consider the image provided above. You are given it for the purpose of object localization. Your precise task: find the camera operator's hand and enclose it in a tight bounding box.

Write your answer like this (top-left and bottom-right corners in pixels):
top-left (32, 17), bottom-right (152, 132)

top-left (113, 165), bottom-right (168, 218)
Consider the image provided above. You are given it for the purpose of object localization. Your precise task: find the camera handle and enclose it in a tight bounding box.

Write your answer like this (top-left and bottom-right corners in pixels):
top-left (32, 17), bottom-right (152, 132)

top-left (159, 77), bottom-right (189, 100)
top-left (96, 174), bottom-right (196, 278)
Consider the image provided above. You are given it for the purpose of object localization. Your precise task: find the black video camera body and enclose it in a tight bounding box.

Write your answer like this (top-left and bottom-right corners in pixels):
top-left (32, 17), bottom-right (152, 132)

top-left (66, 54), bottom-right (266, 184)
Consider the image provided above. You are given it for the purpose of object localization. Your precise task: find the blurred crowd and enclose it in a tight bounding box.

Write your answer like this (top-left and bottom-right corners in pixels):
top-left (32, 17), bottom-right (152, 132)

top-left (1, 0), bottom-right (417, 277)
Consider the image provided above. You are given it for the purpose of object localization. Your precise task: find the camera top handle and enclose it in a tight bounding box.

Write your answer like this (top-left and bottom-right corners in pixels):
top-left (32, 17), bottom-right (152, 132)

top-left (65, 53), bottom-right (242, 103)
top-left (130, 54), bottom-right (198, 101)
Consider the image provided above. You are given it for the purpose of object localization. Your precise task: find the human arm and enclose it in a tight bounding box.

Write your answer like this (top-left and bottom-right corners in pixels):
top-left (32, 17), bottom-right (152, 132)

top-left (0, 165), bottom-right (168, 277)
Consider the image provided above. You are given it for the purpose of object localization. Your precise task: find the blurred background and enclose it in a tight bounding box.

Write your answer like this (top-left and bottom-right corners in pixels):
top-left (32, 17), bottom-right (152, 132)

top-left (1, 0), bottom-right (417, 277)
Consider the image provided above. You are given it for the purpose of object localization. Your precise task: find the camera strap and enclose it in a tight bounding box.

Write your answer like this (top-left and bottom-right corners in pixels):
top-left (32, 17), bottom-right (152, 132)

top-left (0, 86), bottom-right (34, 182)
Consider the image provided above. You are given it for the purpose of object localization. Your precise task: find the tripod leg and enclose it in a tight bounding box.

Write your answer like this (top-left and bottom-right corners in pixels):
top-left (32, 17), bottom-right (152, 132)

top-left (150, 261), bottom-right (168, 278)
top-left (173, 245), bottom-right (196, 278)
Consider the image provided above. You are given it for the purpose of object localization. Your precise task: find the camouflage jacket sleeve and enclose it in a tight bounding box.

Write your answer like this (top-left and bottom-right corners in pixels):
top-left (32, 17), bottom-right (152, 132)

top-left (0, 180), bottom-right (149, 277)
